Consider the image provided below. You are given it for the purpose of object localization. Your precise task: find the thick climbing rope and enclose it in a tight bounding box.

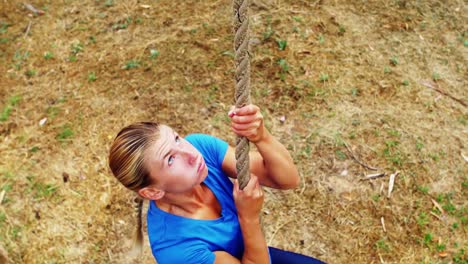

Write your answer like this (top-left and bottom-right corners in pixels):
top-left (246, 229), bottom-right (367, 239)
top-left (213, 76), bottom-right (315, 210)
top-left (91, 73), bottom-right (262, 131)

top-left (233, 0), bottom-right (251, 189)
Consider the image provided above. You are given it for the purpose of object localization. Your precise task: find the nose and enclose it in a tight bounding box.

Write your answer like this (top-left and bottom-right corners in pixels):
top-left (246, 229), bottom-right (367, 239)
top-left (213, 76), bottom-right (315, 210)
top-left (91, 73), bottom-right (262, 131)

top-left (180, 147), bottom-right (197, 165)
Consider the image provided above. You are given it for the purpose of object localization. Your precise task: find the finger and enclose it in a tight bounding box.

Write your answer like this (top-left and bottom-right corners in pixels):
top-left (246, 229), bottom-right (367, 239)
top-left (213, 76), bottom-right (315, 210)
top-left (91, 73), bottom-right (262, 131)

top-left (231, 127), bottom-right (259, 140)
top-left (233, 179), bottom-right (240, 198)
top-left (231, 114), bottom-right (261, 124)
top-left (234, 104), bottom-right (259, 116)
top-left (231, 122), bottom-right (260, 131)
top-left (254, 186), bottom-right (263, 198)
top-left (228, 106), bottom-right (236, 117)
top-left (242, 174), bottom-right (258, 193)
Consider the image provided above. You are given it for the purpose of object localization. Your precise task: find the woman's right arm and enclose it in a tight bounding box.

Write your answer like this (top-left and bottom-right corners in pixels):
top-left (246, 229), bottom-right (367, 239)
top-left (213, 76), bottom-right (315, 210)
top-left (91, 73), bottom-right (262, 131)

top-left (213, 175), bottom-right (270, 264)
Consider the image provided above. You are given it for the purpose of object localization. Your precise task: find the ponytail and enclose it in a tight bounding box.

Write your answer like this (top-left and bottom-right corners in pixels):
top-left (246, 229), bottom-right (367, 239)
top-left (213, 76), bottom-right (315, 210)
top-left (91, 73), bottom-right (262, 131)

top-left (130, 196), bottom-right (144, 256)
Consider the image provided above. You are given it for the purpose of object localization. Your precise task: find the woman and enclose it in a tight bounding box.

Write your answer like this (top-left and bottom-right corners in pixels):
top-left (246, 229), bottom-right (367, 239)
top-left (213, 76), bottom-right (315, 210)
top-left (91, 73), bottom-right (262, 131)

top-left (108, 104), bottom-right (324, 264)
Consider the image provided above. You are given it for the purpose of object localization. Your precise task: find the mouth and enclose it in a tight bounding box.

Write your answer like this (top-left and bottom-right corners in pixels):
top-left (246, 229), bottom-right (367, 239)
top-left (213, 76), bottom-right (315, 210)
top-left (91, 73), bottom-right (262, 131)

top-left (197, 157), bottom-right (205, 173)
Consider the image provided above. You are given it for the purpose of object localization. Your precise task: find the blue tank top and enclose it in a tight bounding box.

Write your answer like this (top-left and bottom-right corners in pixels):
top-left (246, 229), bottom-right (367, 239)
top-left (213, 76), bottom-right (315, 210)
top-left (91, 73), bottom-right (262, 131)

top-left (147, 134), bottom-right (244, 263)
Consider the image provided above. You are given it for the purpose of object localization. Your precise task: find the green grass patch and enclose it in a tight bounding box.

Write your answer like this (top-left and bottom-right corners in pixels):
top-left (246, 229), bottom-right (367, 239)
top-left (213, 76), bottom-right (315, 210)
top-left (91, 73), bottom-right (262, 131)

top-left (335, 149), bottom-right (347, 160)
top-left (88, 72), bottom-right (97, 82)
top-left (56, 125), bottom-right (74, 142)
top-left (417, 212), bottom-right (429, 227)
top-left (376, 239), bottom-right (390, 252)
top-left (0, 95), bottom-right (21, 122)
top-left (122, 60), bottom-right (140, 70)
top-left (276, 39), bottom-right (287, 50)
top-left (423, 233), bottom-right (433, 247)
top-left (417, 185), bottom-right (429, 194)
top-left (43, 51), bottom-right (54, 59)
top-left (149, 49), bottom-right (160, 59)
top-left (319, 73), bottom-right (329, 82)
top-left (26, 175), bottom-right (59, 199)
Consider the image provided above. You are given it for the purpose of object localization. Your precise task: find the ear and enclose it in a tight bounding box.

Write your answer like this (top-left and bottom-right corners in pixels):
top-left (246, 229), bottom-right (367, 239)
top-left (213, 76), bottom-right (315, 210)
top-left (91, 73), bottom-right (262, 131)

top-left (138, 186), bottom-right (165, 200)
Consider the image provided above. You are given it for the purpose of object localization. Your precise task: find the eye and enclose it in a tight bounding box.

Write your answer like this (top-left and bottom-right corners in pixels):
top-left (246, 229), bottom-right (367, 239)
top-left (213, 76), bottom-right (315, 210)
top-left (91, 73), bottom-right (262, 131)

top-left (175, 135), bottom-right (180, 144)
top-left (168, 155), bottom-right (175, 166)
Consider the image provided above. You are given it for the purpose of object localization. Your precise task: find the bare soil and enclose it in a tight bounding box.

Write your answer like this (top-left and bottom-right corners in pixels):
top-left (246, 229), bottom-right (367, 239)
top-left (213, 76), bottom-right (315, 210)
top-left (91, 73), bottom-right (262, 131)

top-left (0, 0), bottom-right (467, 263)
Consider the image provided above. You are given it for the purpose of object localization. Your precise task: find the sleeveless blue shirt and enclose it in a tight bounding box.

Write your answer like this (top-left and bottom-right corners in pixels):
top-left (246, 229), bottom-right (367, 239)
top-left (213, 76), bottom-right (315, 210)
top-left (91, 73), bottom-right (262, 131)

top-left (147, 134), bottom-right (244, 263)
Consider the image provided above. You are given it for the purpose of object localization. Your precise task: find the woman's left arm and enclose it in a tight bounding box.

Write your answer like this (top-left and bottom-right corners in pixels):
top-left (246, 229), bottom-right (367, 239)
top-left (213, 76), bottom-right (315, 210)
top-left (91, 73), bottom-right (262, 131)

top-left (222, 104), bottom-right (300, 190)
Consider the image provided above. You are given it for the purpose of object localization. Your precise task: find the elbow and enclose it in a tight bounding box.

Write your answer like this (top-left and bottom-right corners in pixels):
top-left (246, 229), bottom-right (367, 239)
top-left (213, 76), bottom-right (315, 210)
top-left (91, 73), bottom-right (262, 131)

top-left (292, 172), bottom-right (301, 189)
top-left (289, 171), bottom-right (301, 189)
top-left (280, 168), bottom-right (300, 190)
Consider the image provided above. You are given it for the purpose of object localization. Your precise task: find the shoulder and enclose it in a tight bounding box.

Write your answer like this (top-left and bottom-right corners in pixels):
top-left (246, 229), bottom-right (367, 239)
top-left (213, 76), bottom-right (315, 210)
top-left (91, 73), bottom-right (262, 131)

top-left (185, 134), bottom-right (228, 166)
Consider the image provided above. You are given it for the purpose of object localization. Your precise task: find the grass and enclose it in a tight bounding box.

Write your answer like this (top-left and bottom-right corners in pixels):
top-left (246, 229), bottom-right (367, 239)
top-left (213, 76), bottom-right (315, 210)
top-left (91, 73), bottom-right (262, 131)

top-left (43, 51), bottom-right (54, 59)
top-left (25, 69), bottom-right (36, 77)
top-left (12, 50), bottom-right (29, 70)
top-left (417, 185), bottom-right (429, 194)
top-left (319, 73), bottom-right (329, 82)
top-left (277, 58), bottom-right (289, 81)
top-left (335, 149), bottom-right (347, 160)
top-left (1, 0), bottom-right (466, 263)
top-left (0, 95), bottom-right (21, 121)
top-left (122, 60), bottom-right (140, 70)
top-left (423, 233), bottom-right (433, 247)
top-left (149, 49), bottom-right (160, 59)
top-left (276, 39), bottom-right (287, 50)
top-left (390, 56), bottom-right (399, 66)
top-left (71, 42), bottom-right (83, 55)
top-left (88, 72), bottom-right (97, 82)
top-left (26, 175), bottom-right (59, 199)
top-left (417, 212), bottom-right (429, 227)
top-left (318, 34), bottom-right (325, 44)
top-left (56, 125), bottom-right (74, 142)
top-left (376, 239), bottom-right (390, 252)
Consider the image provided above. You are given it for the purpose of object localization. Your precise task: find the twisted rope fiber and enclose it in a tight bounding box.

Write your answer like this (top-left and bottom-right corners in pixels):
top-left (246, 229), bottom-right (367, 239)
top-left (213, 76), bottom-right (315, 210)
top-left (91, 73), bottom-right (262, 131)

top-left (233, 0), bottom-right (251, 190)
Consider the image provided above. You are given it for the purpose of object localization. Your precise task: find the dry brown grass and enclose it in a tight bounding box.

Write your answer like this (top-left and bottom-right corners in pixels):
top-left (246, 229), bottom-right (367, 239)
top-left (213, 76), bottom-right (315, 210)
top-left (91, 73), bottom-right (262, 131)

top-left (1, 0), bottom-right (467, 263)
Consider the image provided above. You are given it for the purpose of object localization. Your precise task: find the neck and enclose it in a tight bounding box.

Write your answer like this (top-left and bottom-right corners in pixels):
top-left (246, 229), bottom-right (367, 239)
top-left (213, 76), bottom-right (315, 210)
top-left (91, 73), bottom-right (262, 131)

top-left (156, 184), bottom-right (207, 215)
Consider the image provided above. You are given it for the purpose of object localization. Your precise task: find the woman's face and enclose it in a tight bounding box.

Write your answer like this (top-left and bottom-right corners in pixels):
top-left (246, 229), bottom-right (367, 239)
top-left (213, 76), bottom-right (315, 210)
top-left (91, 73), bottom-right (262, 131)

top-left (145, 125), bottom-right (208, 193)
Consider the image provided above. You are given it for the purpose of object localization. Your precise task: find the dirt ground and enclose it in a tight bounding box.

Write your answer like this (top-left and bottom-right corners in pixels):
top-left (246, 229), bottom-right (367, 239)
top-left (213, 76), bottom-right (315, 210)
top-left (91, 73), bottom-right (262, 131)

top-left (0, 0), bottom-right (467, 263)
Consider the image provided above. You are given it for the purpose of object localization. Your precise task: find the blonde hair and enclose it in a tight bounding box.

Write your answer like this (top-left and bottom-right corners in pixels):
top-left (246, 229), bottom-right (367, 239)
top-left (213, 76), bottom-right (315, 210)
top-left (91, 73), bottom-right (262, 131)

top-left (108, 122), bottom-right (160, 253)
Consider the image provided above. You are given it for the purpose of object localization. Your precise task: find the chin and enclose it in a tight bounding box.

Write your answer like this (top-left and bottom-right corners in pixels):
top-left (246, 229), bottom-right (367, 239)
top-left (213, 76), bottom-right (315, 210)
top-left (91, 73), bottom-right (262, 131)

top-left (198, 170), bottom-right (209, 183)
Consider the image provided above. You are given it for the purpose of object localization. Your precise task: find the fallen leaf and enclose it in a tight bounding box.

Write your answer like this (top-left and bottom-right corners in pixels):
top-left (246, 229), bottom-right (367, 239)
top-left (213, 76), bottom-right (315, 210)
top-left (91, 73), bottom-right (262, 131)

top-left (438, 251), bottom-right (448, 258)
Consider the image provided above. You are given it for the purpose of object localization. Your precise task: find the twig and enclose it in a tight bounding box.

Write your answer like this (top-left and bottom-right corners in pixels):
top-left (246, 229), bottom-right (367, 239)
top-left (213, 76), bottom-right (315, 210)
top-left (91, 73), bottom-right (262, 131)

top-left (361, 172), bottom-right (386, 180)
top-left (381, 217), bottom-right (386, 232)
top-left (23, 3), bottom-right (45, 15)
top-left (0, 190), bottom-right (5, 204)
top-left (462, 152), bottom-right (468, 162)
top-left (24, 21), bottom-right (32, 38)
top-left (378, 252), bottom-right (385, 264)
top-left (387, 171), bottom-right (399, 198)
top-left (431, 199), bottom-right (445, 215)
top-left (430, 211), bottom-right (442, 221)
top-left (344, 143), bottom-right (379, 171)
top-left (268, 221), bottom-right (292, 245)
top-left (420, 80), bottom-right (466, 107)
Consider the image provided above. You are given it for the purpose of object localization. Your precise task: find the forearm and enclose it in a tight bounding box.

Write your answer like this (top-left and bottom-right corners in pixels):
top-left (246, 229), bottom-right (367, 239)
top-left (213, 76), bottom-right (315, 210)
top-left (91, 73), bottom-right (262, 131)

top-left (253, 131), bottom-right (300, 189)
top-left (238, 216), bottom-right (269, 264)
